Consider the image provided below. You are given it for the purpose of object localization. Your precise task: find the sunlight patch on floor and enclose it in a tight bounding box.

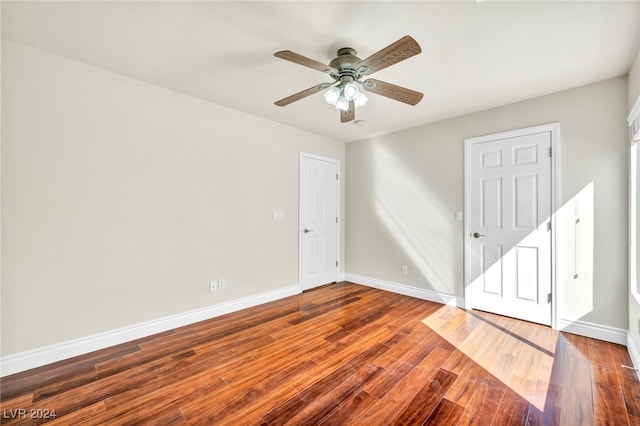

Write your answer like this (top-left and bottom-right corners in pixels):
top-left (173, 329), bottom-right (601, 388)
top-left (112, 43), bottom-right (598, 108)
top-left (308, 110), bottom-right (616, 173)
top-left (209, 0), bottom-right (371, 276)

top-left (422, 305), bottom-right (561, 410)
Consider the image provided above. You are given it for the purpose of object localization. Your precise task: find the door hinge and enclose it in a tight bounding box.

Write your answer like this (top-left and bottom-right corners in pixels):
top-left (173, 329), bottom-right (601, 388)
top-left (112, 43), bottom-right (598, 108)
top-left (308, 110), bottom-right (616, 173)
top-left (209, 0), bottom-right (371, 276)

top-left (547, 221), bottom-right (552, 232)
top-left (547, 293), bottom-right (552, 304)
top-left (336, 173), bottom-right (339, 180)
top-left (549, 147), bottom-right (552, 158)
top-left (336, 260), bottom-right (339, 267)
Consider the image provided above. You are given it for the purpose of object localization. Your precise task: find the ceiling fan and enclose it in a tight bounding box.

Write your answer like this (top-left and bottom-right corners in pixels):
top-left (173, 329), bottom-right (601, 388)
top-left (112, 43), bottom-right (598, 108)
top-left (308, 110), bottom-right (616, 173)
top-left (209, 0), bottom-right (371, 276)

top-left (273, 35), bottom-right (424, 123)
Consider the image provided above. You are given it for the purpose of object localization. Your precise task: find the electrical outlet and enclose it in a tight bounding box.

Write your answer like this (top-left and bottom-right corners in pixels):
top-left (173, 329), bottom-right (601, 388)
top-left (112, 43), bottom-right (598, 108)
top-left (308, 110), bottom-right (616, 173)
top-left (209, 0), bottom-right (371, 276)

top-left (401, 265), bottom-right (408, 275)
top-left (210, 280), bottom-right (218, 292)
top-left (219, 279), bottom-right (226, 290)
top-left (637, 318), bottom-right (640, 335)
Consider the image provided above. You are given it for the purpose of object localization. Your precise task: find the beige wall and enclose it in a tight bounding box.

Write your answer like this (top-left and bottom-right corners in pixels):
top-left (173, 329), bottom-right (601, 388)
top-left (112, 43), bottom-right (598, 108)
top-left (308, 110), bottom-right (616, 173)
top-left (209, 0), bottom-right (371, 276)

top-left (1, 41), bottom-right (345, 356)
top-left (347, 76), bottom-right (629, 329)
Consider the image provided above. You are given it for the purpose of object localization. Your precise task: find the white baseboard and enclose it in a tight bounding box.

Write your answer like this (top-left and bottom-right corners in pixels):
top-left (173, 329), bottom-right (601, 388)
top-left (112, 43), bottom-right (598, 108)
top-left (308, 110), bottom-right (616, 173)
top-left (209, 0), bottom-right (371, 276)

top-left (627, 332), bottom-right (640, 380)
top-left (558, 318), bottom-right (628, 345)
top-left (345, 273), bottom-right (464, 308)
top-left (0, 284), bottom-right (300, 377)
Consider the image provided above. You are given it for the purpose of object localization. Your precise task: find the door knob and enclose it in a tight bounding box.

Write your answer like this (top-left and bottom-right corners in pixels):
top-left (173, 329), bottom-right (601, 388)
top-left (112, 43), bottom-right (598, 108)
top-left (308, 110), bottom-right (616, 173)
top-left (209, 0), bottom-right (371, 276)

top-left (473, 232), bottom-right (485, 239)
top-left (303, 228), bottom-right (314, 233)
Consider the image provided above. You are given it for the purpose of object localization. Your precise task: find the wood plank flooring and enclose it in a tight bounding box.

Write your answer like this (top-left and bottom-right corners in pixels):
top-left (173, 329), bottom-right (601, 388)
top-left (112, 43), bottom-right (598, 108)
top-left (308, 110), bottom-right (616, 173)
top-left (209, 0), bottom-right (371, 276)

top-left (2, 282), bottom-right (639, 425)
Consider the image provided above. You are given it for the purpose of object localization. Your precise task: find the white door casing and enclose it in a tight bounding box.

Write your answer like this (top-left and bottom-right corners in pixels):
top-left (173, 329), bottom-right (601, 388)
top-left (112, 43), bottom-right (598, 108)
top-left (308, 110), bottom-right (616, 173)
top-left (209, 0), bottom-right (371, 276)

top-left (299, 152), bottom-right (340, 291)
top-left (464, 124), bottom-right (559, 326)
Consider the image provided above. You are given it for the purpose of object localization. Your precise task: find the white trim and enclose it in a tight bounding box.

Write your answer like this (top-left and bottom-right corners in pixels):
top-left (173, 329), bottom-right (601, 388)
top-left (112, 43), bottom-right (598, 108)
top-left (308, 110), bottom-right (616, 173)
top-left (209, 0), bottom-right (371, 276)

top-left (345, 273), bottom-right (464, 308)
top-left (0, 284), bottom-right (300, 377)
top-left (463, 122), bottom-right (560, 328)
top-left (558, 318), bottom-right (627, 345)
top-left (629, 95), bottom-right (640, 380)
top-left (627, 95), bottom-right (640, 127)
top-left (628, 94), bottom-right (640, 128)
top-left (299, 152), bottom-right (341, 291)
top-left (629, 95), bottom-right (640, 141)
top-left (551, 124), bottom-right (561, 329)
top-left (627, 332), bottom-right (640, 380)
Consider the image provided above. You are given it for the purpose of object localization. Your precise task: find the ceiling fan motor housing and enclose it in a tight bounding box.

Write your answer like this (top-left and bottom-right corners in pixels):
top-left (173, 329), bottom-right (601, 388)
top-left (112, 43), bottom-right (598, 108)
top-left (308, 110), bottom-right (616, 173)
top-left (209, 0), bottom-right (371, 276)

top-left (329, 48), bottom-right (367, 82)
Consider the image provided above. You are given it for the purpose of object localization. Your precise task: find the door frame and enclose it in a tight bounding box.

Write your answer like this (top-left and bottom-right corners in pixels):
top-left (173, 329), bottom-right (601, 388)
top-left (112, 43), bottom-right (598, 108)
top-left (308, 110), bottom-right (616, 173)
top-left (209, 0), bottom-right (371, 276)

top-left (463, 122), bottom-right (560, 329)
top-left (298, 151), bottom-right (341, 291)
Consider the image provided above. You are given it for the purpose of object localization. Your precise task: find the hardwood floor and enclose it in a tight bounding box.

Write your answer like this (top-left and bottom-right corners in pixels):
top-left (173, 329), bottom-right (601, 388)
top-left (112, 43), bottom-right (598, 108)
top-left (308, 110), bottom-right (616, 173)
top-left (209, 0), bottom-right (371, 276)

top-left (2, 282), bottom-right (639, 425)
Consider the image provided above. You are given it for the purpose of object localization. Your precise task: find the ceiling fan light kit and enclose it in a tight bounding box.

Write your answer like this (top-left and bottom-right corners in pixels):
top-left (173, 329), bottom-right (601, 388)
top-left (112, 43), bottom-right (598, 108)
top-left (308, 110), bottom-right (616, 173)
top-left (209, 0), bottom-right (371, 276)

top-left (274, 36), bottom-right (423, 123)
top-left (324, 81), bottom-right (368, 112)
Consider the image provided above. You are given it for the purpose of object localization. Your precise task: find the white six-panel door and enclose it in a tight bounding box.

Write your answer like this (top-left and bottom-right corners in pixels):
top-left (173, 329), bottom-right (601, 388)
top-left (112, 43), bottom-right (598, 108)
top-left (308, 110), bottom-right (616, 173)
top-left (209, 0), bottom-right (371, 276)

top-left (466, 128), bottom-right (554, 325)
top-left (300, 153), bottom-right (339, 291)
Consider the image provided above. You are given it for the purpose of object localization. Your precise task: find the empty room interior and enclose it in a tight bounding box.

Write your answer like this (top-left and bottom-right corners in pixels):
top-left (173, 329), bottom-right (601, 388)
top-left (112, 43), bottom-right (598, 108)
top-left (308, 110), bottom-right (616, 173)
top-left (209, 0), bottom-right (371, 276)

top-left (2, 1), bottom-right (640, 424)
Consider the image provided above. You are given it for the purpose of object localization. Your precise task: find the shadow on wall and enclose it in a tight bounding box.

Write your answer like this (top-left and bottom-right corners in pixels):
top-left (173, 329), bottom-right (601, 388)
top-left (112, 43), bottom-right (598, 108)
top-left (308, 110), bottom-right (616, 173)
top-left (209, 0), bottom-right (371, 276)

top-left (372, 142), bottom-right (456, 294)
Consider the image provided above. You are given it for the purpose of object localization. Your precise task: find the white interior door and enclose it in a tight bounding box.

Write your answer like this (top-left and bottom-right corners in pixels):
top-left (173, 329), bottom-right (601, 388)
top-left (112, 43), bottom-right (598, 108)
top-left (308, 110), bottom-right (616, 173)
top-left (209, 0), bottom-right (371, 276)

top-left (465, 127), bottom-right (554, 325)
top-left (300, 153), bottom-right (339, 291)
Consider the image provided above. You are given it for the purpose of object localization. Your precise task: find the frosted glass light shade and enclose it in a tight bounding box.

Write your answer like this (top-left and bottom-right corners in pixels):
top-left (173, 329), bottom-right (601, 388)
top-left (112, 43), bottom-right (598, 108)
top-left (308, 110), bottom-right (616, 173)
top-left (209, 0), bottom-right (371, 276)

top-left (342, 82), bottom-right (359, 101)
top-left (354, 92), bottom-right (368, 108)
top-left (335, 96), bottom-right (349, 111)
top-left (324, 87), bottom-right (340, 105)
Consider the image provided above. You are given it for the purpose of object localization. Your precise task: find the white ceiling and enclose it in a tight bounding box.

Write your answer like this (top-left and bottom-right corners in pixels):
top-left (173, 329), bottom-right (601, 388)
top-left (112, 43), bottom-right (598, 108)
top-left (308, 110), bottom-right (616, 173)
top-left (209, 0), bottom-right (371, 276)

top-left (2, 1), bottom-right (639, 143)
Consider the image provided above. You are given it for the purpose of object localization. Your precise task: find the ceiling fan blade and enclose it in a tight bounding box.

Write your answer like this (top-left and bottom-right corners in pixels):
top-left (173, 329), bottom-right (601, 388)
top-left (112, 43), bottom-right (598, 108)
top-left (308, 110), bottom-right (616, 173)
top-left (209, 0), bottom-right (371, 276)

top-left (362, 79), bottom-right (423, 105)
top-left (274, 50), bottom-right (337, 73)
top-left (356, 36), bottom-right (421, 76)
top-left (274, 83), bottom-right (332, 107)
top-left (340, 101), bottom-right (355, 123)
